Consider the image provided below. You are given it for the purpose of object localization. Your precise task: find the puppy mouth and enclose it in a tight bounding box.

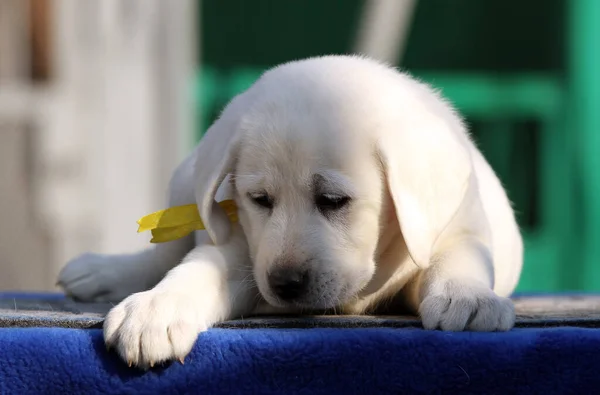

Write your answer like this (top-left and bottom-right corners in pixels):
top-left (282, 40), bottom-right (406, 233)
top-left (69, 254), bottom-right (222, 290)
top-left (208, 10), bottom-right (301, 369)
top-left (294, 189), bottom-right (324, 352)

top-left (263, 293), bottom-right (343, 311)
top-left (257, 263), bottom-right (366, 310)
top-left (259, 282), bottom-right (356, 310)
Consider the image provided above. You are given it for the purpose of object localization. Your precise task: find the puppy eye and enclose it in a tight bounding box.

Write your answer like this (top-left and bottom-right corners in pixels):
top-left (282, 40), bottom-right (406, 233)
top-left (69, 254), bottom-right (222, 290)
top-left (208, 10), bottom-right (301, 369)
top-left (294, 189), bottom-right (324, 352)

top-left (248, 192), bottom-right (274, 209)
top-left (316, 194), bottom-right (350, 212)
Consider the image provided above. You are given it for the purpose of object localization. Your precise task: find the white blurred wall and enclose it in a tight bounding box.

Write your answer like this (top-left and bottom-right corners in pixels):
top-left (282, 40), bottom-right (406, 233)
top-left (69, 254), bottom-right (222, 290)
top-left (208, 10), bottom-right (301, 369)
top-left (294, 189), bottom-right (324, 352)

top-left (0, 0), bottom-right (197, 291)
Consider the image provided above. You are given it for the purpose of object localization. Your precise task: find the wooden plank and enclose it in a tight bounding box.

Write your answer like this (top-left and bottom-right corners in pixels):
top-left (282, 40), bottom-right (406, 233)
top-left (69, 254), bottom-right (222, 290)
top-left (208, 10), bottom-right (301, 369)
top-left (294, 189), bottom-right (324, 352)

top-left (1, 295), bottom-right (599, 329)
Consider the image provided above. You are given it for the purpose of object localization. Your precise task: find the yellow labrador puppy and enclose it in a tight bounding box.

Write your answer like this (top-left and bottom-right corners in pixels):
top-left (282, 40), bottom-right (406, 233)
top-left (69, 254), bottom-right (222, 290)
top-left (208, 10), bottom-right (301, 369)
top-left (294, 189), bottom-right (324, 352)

top-left (58, 55), bottom-right (523, 368)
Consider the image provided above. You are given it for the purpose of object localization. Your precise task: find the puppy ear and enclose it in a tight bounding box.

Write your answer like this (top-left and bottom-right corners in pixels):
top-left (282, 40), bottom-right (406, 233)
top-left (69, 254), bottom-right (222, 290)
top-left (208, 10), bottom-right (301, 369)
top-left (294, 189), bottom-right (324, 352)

top-left (193, 93), bottom-right (250, 245)
top-left (377, 117), bottom-right (473, 267)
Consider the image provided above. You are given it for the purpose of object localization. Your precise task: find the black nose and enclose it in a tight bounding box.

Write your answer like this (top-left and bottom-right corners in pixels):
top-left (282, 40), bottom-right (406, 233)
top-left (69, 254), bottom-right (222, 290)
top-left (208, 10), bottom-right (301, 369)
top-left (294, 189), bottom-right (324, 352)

top-left (268, 267), bottom-right (310, 301)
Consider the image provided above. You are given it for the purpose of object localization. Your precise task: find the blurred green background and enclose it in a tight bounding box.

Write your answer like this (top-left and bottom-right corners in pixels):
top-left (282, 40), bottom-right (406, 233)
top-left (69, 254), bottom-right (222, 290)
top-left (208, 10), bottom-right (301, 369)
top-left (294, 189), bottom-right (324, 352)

top-left (194, 0), bottom-right (600, 293)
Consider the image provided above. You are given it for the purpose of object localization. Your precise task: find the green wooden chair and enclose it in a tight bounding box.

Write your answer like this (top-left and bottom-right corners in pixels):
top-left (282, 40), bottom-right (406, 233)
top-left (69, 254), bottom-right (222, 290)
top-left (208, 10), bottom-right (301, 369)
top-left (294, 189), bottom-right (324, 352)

top-left (191, 0), bottom-right (600, 293)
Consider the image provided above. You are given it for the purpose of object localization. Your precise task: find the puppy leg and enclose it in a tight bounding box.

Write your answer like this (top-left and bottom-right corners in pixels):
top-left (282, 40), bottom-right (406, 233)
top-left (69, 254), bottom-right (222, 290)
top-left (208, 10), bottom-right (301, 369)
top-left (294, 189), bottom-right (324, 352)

top-left (404, 238), bottom-right (515, 332)
top-left (56, 239), bottom-right (194, 303)
top-left (103, 225), bottom-right (258, 368)
top-left (57, 155), bottom-right (197, 303)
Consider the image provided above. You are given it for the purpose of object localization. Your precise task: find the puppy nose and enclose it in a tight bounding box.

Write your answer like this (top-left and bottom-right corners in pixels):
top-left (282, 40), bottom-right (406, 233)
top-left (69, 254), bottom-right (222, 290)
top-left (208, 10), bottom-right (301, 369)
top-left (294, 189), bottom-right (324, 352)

top-left (268, 267), bottom-right (310, 301)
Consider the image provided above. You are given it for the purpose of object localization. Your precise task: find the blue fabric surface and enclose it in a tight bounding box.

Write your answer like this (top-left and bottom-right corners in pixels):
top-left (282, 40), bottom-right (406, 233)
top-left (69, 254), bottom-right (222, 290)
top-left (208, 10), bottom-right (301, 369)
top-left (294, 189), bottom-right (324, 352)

top-left (1, 325), bottom-right (600, 394)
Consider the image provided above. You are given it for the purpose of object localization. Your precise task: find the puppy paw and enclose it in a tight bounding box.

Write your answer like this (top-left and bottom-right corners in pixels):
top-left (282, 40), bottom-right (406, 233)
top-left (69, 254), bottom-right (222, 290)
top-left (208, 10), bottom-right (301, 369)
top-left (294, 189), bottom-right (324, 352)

top-left (419, 279), bottom-right (515, 332)
top-left (104, 290), bottom-right (207, 369)
top-left (57, 253), bottom-right (151, 303)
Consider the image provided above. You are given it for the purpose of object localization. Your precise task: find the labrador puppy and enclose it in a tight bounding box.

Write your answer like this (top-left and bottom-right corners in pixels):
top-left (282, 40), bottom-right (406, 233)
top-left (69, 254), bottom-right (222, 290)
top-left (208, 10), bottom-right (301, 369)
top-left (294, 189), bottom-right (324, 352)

top-left (58, 55), bottom-right (523, 368)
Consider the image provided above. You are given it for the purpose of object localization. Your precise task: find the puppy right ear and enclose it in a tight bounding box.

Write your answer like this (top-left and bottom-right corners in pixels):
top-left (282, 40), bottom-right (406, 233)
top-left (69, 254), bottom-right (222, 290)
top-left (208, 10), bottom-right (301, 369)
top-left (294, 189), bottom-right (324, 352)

top-left (376, 113), bottom-right (473, 269)
top-left (193, 93), bottom-right (251, 245)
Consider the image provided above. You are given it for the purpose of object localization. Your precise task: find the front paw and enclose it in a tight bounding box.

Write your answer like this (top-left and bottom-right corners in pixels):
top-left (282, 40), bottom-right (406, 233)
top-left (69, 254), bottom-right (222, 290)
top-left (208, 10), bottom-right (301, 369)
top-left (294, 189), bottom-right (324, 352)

top-left (104, 290), bottom-right (208, 369)
top-left (419, 279), bottom-right (515, 332)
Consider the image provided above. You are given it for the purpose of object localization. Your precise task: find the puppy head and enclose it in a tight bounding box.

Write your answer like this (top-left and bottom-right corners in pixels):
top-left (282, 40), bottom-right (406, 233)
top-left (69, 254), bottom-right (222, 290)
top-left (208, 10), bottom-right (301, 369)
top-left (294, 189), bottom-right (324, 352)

top-left (233, 101), bottom-right (385, 309)
top-left (194, 56), bottom-right (472, 309)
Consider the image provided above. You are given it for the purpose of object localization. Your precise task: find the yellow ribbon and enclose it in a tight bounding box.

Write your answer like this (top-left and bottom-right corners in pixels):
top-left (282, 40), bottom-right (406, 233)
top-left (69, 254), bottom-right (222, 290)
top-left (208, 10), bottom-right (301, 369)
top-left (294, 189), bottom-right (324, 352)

top-left (137, 199), bottom-right (238, 243)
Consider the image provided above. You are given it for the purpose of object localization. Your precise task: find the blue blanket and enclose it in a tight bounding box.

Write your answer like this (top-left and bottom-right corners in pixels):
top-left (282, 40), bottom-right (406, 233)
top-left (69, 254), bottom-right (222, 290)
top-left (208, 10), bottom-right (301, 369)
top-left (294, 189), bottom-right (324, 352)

top-left (2, 324), bottom-right (600, 394)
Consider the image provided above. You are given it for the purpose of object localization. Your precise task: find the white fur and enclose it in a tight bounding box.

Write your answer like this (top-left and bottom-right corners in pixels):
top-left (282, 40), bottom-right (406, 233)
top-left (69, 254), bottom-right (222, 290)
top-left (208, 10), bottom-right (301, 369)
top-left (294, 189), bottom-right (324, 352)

top-left (57, 55), bottom-right (523, 368)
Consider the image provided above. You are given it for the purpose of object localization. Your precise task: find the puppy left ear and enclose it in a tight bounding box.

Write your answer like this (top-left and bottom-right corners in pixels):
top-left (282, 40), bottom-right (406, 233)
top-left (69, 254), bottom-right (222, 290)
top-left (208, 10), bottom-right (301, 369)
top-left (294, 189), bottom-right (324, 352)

top-left (193, 92), bottom-right (251, 245)
top-left (377, 116), bottom-right (473, 268)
